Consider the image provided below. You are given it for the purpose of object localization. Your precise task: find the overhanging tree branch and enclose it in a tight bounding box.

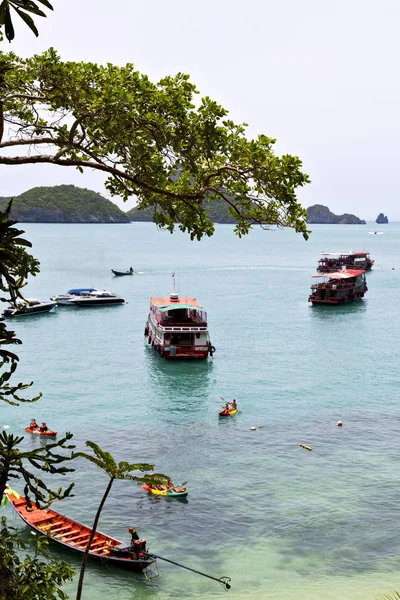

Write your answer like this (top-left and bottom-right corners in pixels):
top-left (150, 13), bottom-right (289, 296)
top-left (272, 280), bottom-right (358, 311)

top-left (0, 48), bottom-right (311, 240)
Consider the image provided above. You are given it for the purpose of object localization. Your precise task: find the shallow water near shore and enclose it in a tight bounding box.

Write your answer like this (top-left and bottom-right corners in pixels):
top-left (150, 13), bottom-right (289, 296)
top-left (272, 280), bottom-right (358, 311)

top-left (3, 221), bottom-right (400, 599)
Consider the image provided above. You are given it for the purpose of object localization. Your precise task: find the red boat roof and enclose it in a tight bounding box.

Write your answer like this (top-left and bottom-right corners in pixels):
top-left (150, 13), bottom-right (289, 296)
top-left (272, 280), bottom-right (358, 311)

top-left (150, 297), bottom-right (201, 307)
top-left (320, 252), bottom-right (370, 257)
top-left (312, 269), bottom-right (366, 279)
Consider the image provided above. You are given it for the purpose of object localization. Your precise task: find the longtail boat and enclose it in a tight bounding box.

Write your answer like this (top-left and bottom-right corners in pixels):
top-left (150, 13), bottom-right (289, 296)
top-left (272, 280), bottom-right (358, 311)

top-left (111, 269), bottom-right (133, 276)
top-left (6, 490), bottom-right (156, 573)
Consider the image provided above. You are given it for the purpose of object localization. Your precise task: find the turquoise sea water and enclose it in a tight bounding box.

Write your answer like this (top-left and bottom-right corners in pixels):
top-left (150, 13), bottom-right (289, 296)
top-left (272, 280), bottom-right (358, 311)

top-left (3, 222), bottom-right (400, 600)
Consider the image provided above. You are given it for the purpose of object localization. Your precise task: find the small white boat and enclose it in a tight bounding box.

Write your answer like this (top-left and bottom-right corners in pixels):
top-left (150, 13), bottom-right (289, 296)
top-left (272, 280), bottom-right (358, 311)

top-left (52, 288), bottom-right (99, 305)
top-left (3, 298), bottom-right (57, 317)
top-left (67, 290), bottom-right (124, 306)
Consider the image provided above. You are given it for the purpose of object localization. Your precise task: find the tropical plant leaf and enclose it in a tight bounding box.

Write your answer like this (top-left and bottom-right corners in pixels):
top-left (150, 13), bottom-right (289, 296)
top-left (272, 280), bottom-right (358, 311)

top-left (13, 6), bottom-right (39, 36)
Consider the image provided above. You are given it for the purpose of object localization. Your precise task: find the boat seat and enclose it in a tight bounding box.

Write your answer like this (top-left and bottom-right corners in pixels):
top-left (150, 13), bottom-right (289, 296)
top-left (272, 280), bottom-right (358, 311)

top-left (63, 531), bottom-right (88, 543)
top-left (92, 545), bottom-right (112, 554)
top-left (41, 519), bottom-right (66, 529)
top-left (10, 498), bottom-right (27, 508)
top-left (89, 539), bottom-right (107, 549)
top-left (50, 524), bottom-right (75, 535)
top-left (28, 511), bottom-right (53, 524)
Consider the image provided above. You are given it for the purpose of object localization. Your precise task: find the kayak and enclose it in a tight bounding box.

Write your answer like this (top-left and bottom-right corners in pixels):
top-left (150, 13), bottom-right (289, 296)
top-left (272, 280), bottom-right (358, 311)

top-left (219, 409), bottom-right (237, 417)
top-left (25, 427), bottom-right (57, 437)
top-left (142, 484), bottom-right (188, 498)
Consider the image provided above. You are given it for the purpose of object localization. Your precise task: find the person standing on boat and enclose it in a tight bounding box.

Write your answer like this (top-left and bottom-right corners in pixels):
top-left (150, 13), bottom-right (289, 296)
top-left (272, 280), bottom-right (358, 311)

top-left (129, 266), bottom-right (133, 273)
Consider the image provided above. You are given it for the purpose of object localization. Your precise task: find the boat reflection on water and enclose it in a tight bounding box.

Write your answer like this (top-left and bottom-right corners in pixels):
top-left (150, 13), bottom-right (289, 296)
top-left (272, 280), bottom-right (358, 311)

top-left (144, 351), bottom-right (214, 417)
top-left (309, 299), bottom-right (368, 322)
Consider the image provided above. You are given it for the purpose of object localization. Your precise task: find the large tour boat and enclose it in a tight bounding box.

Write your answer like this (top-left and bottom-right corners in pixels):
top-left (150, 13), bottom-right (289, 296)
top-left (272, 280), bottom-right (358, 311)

top-left (317, 251), bottom-right (374, 273)
top-left (144, 293), bottom-right (214, 359)
top-left (309, 269), bottom-right (368, 305)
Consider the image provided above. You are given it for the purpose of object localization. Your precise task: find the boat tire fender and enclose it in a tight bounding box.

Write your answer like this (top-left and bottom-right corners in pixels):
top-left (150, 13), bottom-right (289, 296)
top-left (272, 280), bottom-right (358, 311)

top-left (144, 327), bottom-right (149, 337)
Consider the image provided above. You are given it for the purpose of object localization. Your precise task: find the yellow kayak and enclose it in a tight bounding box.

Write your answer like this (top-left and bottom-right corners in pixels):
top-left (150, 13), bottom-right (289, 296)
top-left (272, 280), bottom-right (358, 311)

top-left (142, 484), bottom-right (188, 498)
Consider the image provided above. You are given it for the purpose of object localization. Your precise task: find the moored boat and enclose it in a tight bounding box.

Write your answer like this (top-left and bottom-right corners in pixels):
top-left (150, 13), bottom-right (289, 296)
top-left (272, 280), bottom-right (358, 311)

top-left (112, 268), bottom-right (134, 276)
top-left (2, 298), bottom-right (57, 317)
top-left (309, 269), bottom-right (367, 305)
top-left (144, 292), bottom-right (215, 359)
top-left (68, 290), bottom-right (124, 306)
top-left (25, 427), bottom-right (57, 437)
top-left (52, 288), bottom-right (99, 305)
top-left (317, 251), bottom-right (374, 273)
top-left (6, 490), bottom-right (156, 573)
top-left (142, 484), bottom-right (188, 498)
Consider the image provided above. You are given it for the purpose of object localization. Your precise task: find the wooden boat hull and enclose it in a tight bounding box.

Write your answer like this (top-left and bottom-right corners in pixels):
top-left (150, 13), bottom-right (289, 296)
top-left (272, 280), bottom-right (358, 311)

top-left (25, 427), bottom-right (57, 437)
top-left (142, 484), bottom-right (188, 498)
top-left (219, 409), bottom-right (237, 417)
top-left (112, 270), bottom-right (133, 276)
top-left (6, 491), bottom-right (156, 573)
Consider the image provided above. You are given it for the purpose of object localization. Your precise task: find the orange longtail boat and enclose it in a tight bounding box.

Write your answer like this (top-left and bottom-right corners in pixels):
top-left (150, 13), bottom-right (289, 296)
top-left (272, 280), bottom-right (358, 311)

top-left (6, 490), bottom-right (156, 573)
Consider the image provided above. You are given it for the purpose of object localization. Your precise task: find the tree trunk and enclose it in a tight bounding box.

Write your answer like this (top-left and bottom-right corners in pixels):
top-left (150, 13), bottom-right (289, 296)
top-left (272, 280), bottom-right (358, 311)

top-left (75, 477), bottom-right (114, 600)
top-left (0, 461), bottom-right (9, 501)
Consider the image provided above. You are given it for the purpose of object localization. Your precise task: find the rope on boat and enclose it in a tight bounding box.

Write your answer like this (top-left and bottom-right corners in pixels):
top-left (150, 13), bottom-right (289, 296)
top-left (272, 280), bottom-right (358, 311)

top-left (146, 553), bottom-right (231, 589)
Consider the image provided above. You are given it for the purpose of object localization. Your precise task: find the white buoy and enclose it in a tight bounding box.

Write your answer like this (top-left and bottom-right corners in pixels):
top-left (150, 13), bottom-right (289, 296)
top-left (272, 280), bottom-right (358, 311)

top-left (250, 426), bottom-right (256, 431)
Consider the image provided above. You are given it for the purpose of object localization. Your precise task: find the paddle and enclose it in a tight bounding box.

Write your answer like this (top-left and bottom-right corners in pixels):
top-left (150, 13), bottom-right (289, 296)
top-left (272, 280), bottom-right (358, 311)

top-left (220, 397), bottom-right (239, 412)
top-left (145, 552), bottom-right (231, 589)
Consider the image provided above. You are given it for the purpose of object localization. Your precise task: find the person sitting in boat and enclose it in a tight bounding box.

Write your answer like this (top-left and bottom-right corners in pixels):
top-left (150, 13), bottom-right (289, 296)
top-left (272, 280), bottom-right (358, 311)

top-left (229, 399), bottom-right (237, 410)
top-left (39, 422), bottom-right (49, 432)
top-left (126, 527), bottom-right (146, 557)
top-left (166, 479), bottom-right (179, 493)
top-left (222, 402), bottom-right (230, 412)
top-left (30, 418), bottom-right (39, 430)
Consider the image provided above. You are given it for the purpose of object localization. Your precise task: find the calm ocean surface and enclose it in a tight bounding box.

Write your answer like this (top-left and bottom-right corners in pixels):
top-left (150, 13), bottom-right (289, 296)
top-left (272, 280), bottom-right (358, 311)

top-left (3, 222), bottom-right (400, 600)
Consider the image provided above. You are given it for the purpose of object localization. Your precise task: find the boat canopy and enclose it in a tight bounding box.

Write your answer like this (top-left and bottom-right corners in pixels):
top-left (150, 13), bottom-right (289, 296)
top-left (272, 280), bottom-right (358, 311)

top-left (159, 303), bottom-right (203, 312)
top-left (312, 269), bottom-right (365, 279)
top-left (320, 252), bottom-right (370, 257)
top-left (67, 288), bottom-right (97, 294)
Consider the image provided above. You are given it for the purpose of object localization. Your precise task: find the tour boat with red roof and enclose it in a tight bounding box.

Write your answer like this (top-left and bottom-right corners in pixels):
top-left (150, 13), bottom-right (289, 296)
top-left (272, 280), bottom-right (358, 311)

top-left (309, 268), bottom-right (368, 305)
top-left (144, 292), bottom-right (214, 359)
top-left (317, 251), bottom-right (374, 273)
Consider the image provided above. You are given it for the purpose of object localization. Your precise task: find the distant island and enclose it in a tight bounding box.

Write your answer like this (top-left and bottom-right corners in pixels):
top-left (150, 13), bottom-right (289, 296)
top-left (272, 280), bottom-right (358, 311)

top-left (126, 199), bottom-right (237, 224)
top-left (0, 185), bottom-right (131, 223)
top-left (376, 213), bottom-right (388, 224)
top-left (307, 205), bottom-right (366, 224)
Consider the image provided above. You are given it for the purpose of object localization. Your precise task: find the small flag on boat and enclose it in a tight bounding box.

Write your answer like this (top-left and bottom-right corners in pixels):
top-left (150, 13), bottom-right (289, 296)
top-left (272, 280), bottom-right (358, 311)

top-left (172, 272), bottom-right (175, 278)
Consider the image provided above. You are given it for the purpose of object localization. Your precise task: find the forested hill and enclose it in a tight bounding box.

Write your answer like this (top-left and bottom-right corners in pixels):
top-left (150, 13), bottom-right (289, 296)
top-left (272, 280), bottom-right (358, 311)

top-left (0, 185), bottom-right (131, 223)
top-left (307, 204), bottom-right (366, 224)
top-left (126, 199), bottom-right (237, 224)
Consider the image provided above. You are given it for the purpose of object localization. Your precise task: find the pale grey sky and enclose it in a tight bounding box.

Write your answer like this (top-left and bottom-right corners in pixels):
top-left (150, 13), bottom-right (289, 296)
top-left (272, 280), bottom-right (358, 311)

top-left (1, 0), bottom-right (399, 219)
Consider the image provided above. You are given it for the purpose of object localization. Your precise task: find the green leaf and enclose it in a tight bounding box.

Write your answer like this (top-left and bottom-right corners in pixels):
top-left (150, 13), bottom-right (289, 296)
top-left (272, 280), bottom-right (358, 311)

top-left (4, 5), bottom-right (15, 41)
top-left (13, 7), bottom-right (39, 37)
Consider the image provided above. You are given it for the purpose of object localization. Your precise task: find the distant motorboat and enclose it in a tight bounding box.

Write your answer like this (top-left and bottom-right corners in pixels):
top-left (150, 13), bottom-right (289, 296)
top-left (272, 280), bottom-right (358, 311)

top-left (52, 288), bottom-right (99, 305)
top-left (368, 231), bottom-right (384, 235)
top-left (112, 268), bottom-right (134, 276)
top-left (2, 298), bottom-right (57, 317)
top-left (67, 290), bottom-right (125, 306)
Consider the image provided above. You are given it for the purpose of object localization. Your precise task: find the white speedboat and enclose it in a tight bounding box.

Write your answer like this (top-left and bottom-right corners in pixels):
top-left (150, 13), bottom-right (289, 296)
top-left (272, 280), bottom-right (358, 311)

top-left (2, 298), bottom-right (57, 317)
top-left (52, 288), bottom-right (99, 305)
top-left (67, 290), bottom-right (125, 306)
